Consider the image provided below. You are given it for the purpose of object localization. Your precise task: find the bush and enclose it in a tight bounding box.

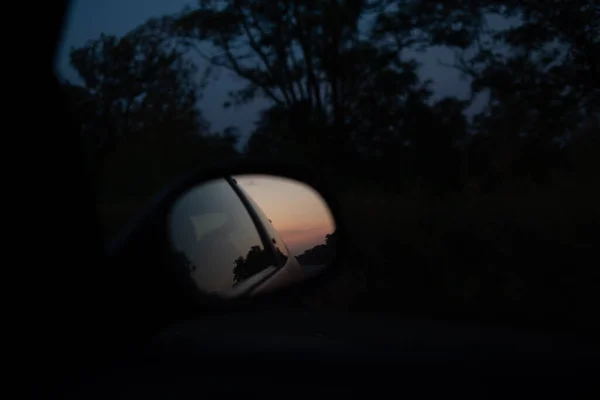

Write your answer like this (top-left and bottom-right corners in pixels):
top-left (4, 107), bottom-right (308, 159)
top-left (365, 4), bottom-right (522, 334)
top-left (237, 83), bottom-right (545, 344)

top-left (332, 172), bottom-right (599, 331)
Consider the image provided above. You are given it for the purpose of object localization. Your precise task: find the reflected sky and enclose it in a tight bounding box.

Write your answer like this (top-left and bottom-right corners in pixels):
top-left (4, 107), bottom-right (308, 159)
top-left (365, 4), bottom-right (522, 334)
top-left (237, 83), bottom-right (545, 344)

top-left (235, 175), bottom-right (335, 255)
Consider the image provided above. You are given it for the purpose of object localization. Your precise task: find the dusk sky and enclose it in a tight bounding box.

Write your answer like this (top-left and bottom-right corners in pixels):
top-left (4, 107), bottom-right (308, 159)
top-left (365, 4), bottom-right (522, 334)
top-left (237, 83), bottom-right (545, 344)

top-left (55, 0), bottom-right (491, 146)
top-left (235, 175), bottom-right (335, 255)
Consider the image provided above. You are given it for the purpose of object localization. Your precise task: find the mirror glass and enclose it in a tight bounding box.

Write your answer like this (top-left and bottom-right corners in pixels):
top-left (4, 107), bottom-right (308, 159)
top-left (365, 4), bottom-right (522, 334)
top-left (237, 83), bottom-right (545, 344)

top-left (167, 175), bottom-right (336, 297)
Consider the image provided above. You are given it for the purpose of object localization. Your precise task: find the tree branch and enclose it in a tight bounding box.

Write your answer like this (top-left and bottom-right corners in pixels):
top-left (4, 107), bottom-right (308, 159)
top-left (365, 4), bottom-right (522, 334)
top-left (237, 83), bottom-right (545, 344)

top-left (180, 36), bottom-right (285, 106)
top-left (248, 5), bottom-right (299, 103)
top-left (291, 0), bottom-right (323, 112)
top-left (234, 2), bottom-right (293, 106)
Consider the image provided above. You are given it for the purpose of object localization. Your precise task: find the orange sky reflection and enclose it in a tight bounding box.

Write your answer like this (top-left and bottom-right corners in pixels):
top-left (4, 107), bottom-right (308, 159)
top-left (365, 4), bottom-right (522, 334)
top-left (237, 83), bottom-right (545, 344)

top-left (235, 175), bottom-right (335, 255)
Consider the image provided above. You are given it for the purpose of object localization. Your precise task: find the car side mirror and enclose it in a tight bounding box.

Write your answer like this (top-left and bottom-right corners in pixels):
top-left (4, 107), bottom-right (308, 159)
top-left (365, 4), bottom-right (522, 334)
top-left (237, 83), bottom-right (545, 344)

top-left (167, 175), bottom-right (336, 298)
top-left (104, 161), bottom-right (342, 310)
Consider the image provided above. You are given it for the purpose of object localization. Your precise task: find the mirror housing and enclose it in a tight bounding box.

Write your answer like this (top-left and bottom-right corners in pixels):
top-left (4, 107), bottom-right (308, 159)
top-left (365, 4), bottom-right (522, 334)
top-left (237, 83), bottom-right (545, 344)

top-left (103, 160), bottom-right (346, 312)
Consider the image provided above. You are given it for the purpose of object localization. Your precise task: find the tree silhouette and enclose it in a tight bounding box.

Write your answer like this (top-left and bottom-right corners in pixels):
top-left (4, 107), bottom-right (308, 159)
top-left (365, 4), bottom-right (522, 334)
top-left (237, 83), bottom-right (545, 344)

top-left (61, 27), bottom-right (240, 229)
top-left (59, 1), bottom-right (600, 328)
top-left (295, 231), bottom-right (337, 266)
top-left (66, 0), bottom-right (599, 194)
top-left (401, 0), bottom-right (599, 188)
top-left (64, 31), bottom-right (207, 168)
top-left (135, 0), bottom-right (447, 171)
top-left (232, 245), bottom-right (274, 286)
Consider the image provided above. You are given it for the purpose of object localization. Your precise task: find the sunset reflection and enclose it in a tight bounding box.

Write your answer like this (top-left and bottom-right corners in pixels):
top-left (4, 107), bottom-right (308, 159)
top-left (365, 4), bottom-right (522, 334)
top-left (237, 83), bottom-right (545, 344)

top-left (235, 175), bottom-right (335, 255)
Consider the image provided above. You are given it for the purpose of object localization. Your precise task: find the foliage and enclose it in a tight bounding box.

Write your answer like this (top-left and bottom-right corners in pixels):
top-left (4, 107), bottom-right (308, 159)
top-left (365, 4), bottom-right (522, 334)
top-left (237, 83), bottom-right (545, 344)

top-left (137, 0), bottom-right (451, 168)
top-left (295, 231), bottom-right (337, 266)
top-left (233, 245), bottom-right (273, 285)
top-left (401, 0), bottom-right (599, 185)
top-left (62, 1), bottom-right (600, 332)
top-left (62, 29), bottom-right (239, 212)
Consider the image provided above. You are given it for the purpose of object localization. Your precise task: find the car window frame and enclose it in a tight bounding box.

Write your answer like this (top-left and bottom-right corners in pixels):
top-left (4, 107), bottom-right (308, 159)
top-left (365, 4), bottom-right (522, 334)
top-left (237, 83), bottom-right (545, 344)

top-left (226, 176), bottom-right (288, 267)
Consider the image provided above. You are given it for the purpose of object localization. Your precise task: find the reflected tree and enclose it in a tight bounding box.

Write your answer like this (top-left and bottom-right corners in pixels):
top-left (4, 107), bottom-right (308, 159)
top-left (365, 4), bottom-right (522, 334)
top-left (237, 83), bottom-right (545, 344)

top-left (232, 245), bottom-right (274, 286)
top-left (325, 231), bottom-right (337, 247)
top-left (295, 231), bottom-right (337, 266)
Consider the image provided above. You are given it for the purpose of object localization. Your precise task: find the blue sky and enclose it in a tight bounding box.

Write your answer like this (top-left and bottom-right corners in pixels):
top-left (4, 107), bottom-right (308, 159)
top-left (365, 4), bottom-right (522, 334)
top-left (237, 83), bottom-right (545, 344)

top-left (55, 0), bottom-right (482, 144)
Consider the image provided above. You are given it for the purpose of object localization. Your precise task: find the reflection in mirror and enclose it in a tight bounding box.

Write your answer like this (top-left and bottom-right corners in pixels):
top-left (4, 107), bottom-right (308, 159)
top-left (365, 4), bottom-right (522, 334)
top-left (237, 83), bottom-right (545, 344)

top-left (167, 175), bottom-right (336, 298)
top-left (233, 245), bottom-right (272, 285)
top-left (168, 179), bottom-right (276, 295)
top-left (234, 175), bottom-right (336, 270)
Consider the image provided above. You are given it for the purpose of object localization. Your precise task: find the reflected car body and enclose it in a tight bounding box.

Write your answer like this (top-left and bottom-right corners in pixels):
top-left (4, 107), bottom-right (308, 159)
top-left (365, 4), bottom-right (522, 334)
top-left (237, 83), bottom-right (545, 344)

top-left (248, 255), bottom-right (307, 296)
